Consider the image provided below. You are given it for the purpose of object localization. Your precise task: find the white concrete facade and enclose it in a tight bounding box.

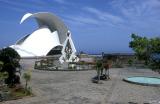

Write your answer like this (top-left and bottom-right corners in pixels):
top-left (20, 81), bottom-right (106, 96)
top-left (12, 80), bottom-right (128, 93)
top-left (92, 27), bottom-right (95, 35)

top-left (11, 12), bottom-right (79, 63)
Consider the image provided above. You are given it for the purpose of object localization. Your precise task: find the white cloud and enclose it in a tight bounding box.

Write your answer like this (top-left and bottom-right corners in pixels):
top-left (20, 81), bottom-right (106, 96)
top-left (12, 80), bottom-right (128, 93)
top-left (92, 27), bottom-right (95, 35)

top-left (107, 0), bottom-right (160, 30)
top-left (63, 6), bottom-right (128, 30)
top-left (64, 15), bottom-right (99, 26)
top-left (111, 0), bottom-right (160, 19)
top-left (0, 0), bottom-right (47, 11)
top-left (147, 0), bottom-right (160, 8)
top-left (83, 7), bottom-right (124, 24)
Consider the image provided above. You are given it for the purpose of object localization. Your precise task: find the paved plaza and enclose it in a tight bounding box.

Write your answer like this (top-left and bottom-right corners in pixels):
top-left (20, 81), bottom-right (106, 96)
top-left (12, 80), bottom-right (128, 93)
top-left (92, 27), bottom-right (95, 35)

top-left (3, 68), bottom-right (160, 104)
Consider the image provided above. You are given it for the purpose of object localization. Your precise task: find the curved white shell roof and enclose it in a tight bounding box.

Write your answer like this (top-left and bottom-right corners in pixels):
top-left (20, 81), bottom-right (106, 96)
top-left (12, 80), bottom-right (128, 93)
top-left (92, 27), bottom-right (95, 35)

top-left (11, 27), bottom-right (61, 57)
top-left (11, 12), bottom-right (70, 57)
top-left (20, 12), bottom-right (68, 44)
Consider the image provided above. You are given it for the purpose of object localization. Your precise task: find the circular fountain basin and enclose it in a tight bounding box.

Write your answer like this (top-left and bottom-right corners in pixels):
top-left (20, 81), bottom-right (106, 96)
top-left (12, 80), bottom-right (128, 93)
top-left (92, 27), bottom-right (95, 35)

top-left (123, 76), bottom-right (160, 86)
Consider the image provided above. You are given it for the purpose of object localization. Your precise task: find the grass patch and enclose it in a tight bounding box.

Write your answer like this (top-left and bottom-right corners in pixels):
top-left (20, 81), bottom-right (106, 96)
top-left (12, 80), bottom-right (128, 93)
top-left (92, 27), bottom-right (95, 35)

top-left (10, 88), bottom-right (32, 98)
top-left (0, 86), bottom-right (33, 102)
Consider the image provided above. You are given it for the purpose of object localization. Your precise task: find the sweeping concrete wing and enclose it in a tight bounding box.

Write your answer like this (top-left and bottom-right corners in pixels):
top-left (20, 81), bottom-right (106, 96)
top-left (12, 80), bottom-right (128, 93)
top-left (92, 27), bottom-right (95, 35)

top-left (20, 12), bottom-right (68, 44)
top-left (11, 12), bottom-right (69, 57)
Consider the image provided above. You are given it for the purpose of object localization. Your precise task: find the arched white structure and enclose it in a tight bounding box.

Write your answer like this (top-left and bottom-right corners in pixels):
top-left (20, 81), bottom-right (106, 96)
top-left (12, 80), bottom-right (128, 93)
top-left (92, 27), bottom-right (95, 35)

top-left (11, 12), bottom-right (79, 63)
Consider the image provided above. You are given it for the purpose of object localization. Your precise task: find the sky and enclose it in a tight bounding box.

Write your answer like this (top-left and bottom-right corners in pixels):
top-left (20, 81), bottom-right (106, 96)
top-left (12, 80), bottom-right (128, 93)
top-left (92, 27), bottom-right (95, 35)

top-left (0, 0), bottom-right (160, 54)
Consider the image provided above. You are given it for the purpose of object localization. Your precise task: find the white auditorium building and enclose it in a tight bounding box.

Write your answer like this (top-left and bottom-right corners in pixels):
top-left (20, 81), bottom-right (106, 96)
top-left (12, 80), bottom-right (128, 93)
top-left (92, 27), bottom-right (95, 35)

top-left (11, 12), bottom-right (79, 65)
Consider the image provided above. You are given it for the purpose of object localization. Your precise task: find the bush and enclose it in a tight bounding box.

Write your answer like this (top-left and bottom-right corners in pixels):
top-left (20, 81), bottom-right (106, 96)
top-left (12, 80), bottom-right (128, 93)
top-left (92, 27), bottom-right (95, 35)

top-left (149, 53), bottom-right (160, 72)
top-left (128, 59), bottom-right (133, 66)
top-left (0, 47), bottom-right (21, 87)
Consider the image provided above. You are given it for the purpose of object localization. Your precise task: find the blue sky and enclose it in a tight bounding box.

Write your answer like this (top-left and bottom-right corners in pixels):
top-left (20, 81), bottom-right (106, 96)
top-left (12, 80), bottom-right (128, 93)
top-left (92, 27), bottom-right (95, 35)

top-left (0, 0), bottom-right (160, 54)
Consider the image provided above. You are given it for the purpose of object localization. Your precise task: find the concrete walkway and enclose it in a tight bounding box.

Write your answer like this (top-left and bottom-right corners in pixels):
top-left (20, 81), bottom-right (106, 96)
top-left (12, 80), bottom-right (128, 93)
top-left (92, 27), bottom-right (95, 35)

top-left (3, 68), bottom-right (160, 104)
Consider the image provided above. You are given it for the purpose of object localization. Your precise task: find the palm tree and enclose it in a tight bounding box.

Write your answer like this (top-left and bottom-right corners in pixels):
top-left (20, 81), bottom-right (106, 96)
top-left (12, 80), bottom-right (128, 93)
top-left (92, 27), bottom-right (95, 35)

top-left (23, 71), bottom-right (31, 89)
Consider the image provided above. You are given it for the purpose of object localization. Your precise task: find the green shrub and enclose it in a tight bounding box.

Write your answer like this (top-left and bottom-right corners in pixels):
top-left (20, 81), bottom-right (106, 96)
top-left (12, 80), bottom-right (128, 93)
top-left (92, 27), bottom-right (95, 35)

top-left (0, 47), bottom-right (21, 87)
top-left (149, 53), bottom-right (160, 72)
top-left (128, 59), bottom-right (133, 66)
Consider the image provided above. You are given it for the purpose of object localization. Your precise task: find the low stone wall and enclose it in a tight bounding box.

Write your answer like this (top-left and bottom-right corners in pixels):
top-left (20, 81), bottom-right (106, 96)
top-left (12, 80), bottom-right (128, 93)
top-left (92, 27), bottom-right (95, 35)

top-left (20, 56), bottom-right (60, 70)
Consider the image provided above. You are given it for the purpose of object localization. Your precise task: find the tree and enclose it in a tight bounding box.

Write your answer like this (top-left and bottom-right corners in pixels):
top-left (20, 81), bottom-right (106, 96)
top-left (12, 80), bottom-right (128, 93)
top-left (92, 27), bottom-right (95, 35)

top-left (129, 34), bottom-right (160, 71)
top-left (149, 38), bottom-right (160, 71)
top-left (129, 34), bottom-right (149, 64)
top-left (150, 38), bottom-right (160, 53)
top-left (0, 47), bottom-right (21, 87)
